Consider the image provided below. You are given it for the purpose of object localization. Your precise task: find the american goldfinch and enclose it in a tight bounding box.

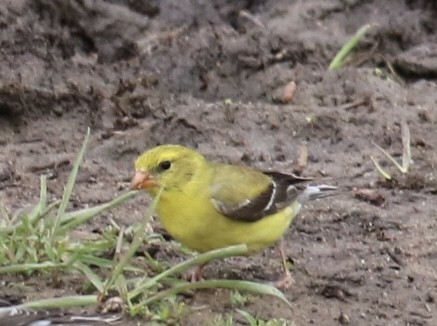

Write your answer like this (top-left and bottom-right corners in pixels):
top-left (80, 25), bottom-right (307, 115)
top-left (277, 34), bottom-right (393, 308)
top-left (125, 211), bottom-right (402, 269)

top-left (131, 145), bottom-right (336, 288)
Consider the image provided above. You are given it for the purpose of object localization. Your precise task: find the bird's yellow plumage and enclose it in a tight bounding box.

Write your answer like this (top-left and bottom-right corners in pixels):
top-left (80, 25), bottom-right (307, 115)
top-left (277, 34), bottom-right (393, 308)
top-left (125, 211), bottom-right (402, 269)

top-left (156, 181), bottom-right (298, 254)
top-left (132, 144), bottom-right (335, 287)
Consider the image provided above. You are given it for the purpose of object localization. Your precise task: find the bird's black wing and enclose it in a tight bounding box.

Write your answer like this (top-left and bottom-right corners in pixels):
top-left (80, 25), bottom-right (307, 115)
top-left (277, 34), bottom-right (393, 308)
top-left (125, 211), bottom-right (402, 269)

top-left (210, 164), bottom-right (312, 222)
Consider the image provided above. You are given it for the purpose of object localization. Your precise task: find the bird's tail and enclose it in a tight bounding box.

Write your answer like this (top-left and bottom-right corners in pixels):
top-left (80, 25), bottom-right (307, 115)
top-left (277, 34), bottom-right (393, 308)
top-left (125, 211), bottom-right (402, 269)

top-left (297, 184), bottom-right (339, 204)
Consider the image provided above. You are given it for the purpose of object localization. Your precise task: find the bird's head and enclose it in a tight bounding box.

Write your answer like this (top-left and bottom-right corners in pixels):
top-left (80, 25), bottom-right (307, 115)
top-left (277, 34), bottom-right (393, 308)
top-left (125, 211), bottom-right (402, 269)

top-left (131, 144), bottom-right (206, 196)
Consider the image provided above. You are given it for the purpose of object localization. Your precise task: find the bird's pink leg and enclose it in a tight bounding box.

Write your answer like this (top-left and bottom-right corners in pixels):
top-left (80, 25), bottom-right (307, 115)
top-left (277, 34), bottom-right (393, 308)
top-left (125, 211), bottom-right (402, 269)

top-left (274, 239), bottom-right (294, 289)
top-left (186, 264), bottom-right (206, 282)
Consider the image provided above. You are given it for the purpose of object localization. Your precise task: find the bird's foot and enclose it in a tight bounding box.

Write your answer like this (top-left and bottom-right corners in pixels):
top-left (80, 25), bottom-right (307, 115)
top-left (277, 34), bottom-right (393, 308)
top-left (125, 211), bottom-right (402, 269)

top-left (185, 265), bottom-right (204, 282)
top-left (273, 270), bottom-right (294, 289)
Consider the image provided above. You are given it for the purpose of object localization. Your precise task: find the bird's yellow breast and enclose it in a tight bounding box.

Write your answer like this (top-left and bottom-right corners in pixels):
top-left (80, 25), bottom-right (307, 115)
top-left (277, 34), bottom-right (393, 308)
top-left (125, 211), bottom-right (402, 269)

top-left (155, 188), bottom-right (300, 254)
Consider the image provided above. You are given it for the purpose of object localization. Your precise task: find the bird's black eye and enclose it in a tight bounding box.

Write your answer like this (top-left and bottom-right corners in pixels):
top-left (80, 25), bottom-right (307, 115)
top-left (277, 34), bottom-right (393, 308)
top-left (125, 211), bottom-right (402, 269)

top-left (158, 160), bottom-right (171, 171)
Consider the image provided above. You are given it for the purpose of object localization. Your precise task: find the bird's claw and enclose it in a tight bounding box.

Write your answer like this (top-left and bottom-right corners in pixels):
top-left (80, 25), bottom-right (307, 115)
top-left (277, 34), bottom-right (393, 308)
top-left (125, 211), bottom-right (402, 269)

top-left (273, 270), bottom-right (294, 289)
top-left (185, 265), bottom-right (204, 282)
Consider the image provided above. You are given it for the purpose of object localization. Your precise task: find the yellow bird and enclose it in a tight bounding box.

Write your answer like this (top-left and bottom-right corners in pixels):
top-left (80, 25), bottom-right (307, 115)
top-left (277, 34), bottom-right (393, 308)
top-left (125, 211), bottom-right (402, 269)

top-left (131, 144), bottom-right (336, 288)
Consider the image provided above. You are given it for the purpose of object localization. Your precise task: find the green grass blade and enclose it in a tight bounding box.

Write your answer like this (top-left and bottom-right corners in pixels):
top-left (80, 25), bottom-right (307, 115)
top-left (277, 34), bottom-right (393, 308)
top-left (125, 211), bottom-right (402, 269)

top-left (39, 200), bottom-right (61, 221)
top-left (0, 180), bottom-right (58, 236)
top-left (28, 175), bottom-right (48, 225)
top-left (128, 244), bottom-right (248, 300)
top-left (77, 254), bottom-right (141, 273)
top-left (139, 279), bottom-right (290, 308)
top-left (58, 191), bottom-right (139, 234)
top-left (0, 225), bottom-right (15, 235)
top-left (0, 261), bottom-right (67, 273)
top-left (69, 241), bottom-right (115, 256)
top-left (0, 204), bottom-right (9, 224)
top-left (370, 155), bottom-right (392, 180)
top-left (22, 295), bottom-right (98, 309)
top-left (237, 309), bottom-right (258, 326)
top-left (329, 24), bottom-right (375, 70)
top-left (373, 142), bottom-right (406, 173)
top-left (74, 261), bottom-right (104, 293)
top-left (115, 273), bottom-right (129, 301)
top-left (401, 119), bottom-right (411, 172)
top-left (50, 128), bottom-right (91, 243)
top-left (103, 188), bottom-right (163, 294)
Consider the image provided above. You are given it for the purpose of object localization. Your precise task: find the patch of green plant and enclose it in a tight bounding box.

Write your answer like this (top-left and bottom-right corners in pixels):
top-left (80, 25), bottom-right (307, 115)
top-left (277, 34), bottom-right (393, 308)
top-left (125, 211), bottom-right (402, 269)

top-left (230, 290), bottom-right (252, 307)
top-left (212, 313), bottom-right (235, 326)
top-left (0, 128), bottom-right (138, 276)
top-left (146, 296), bottom-right (187, 324)
top-left (237, 309), bottom-right (294, 326)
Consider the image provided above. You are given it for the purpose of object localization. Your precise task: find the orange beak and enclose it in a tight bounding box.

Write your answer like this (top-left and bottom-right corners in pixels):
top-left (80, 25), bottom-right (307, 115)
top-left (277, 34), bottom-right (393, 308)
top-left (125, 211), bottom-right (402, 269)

top-left (130, 171), bottom-right (158, 190)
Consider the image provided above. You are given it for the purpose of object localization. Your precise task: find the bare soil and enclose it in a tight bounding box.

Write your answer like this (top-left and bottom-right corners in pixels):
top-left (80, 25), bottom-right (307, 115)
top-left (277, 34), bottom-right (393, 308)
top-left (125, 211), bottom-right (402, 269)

top-left (1, 1), bottom-right (437, 325)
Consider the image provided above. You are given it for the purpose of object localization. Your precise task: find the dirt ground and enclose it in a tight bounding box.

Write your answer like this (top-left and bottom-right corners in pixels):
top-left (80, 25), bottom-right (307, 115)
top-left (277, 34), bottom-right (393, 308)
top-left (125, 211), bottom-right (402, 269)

top-left (1, 0), bottom-right (437, 325)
